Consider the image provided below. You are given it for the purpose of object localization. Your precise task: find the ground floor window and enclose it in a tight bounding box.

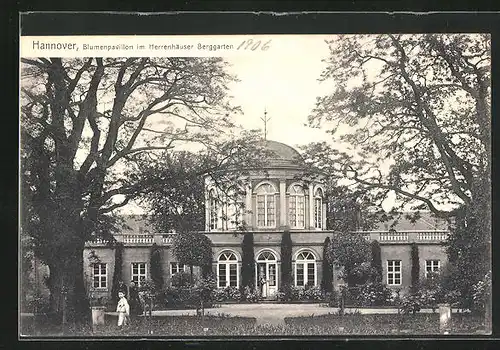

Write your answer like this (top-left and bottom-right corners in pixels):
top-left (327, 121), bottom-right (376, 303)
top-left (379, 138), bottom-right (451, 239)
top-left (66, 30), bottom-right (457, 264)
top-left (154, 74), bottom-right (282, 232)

top-left (295, 251), bottom-right (316, 287)
top-left (387, 260), bottom-right (401, 285)
top-left (131, 262), bottom-right (147, 287)
top-left (425, 259), bottom-right (440, 278)
top-left (217, 251), bottom-right (238, 288)
top-left (92, 263), bottom-right (107, 289)
top-left (170, 262), bottom-right (186, 275)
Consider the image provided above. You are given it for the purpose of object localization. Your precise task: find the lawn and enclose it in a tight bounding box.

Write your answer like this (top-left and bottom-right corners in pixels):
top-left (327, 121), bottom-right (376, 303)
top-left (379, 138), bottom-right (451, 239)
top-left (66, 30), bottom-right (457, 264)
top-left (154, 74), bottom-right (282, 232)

top-left (20, 312), bottom-right (489, 337)
top-left (284, 313), bottom-right (489, 335)
top-left (20, 315), bottom-right (257, 337)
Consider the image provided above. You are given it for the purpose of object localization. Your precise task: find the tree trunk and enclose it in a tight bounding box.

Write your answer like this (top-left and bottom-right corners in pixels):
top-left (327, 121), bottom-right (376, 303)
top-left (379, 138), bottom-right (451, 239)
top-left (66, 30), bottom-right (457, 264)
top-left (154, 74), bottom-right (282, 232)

top-left (47, 234), bottom-right (90, 325)
top-left (190, 265), bottom-right (194, 285)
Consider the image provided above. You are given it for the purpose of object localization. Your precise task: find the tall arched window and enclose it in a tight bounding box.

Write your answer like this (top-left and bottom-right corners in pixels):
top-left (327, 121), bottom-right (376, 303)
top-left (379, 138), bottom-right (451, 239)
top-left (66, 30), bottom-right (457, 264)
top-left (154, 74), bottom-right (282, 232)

top-left (289, 184), bottom-right (305, 228)
top-left (209, 189), bottom-right (218, 230)
top-left (256, 183), bottom-right (276, 228)
top-left (295, 251), bottom-right (317, 287)
top-left (217, 251), bottom-right (239, 288)
top-left (314, 188), bottom-right (323, 229)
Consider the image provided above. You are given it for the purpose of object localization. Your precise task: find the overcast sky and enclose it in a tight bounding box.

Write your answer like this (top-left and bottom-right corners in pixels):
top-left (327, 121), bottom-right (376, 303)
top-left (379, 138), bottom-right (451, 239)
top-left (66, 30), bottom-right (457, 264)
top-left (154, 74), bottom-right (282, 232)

top-left (118, 35), bottom-right (404, 214)
top-left (225, 35), bottom-right (336, 148)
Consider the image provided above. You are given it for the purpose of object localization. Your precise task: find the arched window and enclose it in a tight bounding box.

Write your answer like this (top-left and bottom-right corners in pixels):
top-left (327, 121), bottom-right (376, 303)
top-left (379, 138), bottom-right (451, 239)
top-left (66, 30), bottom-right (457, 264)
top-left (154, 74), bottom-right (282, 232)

top-left (289, 184), bottom-right (305, 228)
top-left (209, 189), bottom-right (218, 230)
top-left (256, 183), bottom-right (276, 228)
top-left (314, 188), bottom-right (323, 229)
top-left (217, 251), bottom-right (239, 288)
top-left (295, 251), bottom-right (317, 287)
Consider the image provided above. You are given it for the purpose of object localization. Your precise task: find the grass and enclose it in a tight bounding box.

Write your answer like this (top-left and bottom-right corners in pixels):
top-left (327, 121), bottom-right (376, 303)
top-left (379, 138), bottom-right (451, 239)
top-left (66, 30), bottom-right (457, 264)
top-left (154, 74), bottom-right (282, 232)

top-left (21, 315), bottom-right (257, 337)
top-left (284, 313), bottom-right (489, 335)
top-left (20, 313), bottom-right (489, 337)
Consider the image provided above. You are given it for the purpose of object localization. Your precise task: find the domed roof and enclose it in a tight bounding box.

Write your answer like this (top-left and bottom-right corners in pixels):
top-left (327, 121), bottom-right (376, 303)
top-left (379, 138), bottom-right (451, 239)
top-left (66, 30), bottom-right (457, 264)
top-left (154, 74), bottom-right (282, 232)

top-left (260, 140), bottom-right (304, 168)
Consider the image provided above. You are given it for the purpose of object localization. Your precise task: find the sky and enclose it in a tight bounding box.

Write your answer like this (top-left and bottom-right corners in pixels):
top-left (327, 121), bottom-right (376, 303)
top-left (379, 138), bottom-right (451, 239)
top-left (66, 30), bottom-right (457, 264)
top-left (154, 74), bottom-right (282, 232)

top-left (224, 35), bottom-right (335, 148)
top-left (120, 35), bottom-right (345, 214)
top-left (115, 35), bottom-right (405, 214)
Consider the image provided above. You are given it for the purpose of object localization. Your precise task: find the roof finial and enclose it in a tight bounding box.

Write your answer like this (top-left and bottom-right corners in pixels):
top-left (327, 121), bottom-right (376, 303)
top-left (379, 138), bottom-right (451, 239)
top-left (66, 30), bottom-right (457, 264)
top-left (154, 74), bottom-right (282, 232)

top-left (260, 108), bottom-right (271, 140)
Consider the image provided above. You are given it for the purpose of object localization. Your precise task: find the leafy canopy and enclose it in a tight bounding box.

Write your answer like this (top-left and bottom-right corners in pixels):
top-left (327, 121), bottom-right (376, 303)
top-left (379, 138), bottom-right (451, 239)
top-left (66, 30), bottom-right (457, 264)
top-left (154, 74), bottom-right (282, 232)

top-left (305, 34), bottom-right (490, 219)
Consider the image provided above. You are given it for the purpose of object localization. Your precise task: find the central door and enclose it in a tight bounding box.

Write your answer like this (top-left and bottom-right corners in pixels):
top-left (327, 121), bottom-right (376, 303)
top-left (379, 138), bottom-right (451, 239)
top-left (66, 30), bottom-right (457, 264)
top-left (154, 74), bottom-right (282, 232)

top-left (256, 251), bottom-right (278, 298)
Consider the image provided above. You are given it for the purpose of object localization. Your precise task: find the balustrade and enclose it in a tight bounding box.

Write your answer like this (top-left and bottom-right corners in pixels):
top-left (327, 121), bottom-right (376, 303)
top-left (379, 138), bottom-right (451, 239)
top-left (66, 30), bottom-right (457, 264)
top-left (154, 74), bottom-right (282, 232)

top-left (379, 231), bottom-right (409, 242)
top-left (417, 231), bottom-right (448, 242)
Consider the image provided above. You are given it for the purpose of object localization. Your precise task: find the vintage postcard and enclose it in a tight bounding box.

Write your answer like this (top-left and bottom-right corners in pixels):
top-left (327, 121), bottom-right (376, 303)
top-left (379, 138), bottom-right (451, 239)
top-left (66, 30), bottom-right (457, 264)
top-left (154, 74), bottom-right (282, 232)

top-left (19, 19), bottom-right (492, 339)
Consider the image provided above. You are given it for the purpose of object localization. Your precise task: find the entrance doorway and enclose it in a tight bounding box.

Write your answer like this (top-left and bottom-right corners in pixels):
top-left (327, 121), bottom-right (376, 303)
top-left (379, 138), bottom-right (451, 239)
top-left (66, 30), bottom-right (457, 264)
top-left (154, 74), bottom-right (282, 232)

top-left (256, 250), bottom-right (278, 298)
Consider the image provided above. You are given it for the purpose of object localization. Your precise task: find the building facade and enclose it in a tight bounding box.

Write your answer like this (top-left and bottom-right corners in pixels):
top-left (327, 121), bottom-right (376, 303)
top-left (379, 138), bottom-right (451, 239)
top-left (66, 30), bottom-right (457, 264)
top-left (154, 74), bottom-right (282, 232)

top-left (83, 140), bottom-right (449, 301)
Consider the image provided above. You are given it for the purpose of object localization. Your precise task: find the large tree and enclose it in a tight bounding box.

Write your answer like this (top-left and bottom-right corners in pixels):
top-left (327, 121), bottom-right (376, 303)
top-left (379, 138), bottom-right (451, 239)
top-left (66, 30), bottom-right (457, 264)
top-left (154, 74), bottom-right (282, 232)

top-left (306, 34), bottom-right (491, 304)
top-left (134, 133), bottom-right (265, 234)
top-left (20, 57), bottom-right (240, 323)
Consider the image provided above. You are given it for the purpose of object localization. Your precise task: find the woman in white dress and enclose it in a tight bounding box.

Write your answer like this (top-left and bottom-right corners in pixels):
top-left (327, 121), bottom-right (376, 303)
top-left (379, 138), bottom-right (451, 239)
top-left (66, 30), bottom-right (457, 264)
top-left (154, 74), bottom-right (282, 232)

top-left (116, 291), bottom-right (130, 327)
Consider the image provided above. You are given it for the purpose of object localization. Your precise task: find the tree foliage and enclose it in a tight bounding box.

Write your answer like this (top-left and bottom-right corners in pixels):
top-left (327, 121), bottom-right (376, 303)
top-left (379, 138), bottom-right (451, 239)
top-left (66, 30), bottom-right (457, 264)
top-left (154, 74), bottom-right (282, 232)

top-left (410, 242), bottom-right (420, 293)
top-left (280, 230), bottom-right (293, 287)
top-left (306, 34), bottom-right (490, 221)
top-left (306, 34), bottom-right (491, 309)
top-left (172, 232), bottom-right (213, 284)
top-left (135, 132), bottom-right (265, 234)
top-left (150, 243), bottom-right (164, 290)
top-left (443, 210), bottom-right (490, 310)
top-left (328, 231), bottom-right (372, 287)
top-left (241, 233), bottom-right (255, 289)
top-left (110, 242), bottom-right (124, 306)
top-left (324, 183), bottom-right (380, 232)
top-left (370, 240), bottom-right (382, 284)
top-left (20, 57), bottom-right (240, 322)
top-left (321, 237), bottom-right (333, 293)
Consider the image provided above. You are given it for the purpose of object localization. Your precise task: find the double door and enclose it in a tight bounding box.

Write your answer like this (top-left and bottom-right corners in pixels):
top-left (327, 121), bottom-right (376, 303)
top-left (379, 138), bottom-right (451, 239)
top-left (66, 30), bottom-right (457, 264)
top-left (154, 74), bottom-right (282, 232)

top-left (257, 261), bottom-right (277, 298)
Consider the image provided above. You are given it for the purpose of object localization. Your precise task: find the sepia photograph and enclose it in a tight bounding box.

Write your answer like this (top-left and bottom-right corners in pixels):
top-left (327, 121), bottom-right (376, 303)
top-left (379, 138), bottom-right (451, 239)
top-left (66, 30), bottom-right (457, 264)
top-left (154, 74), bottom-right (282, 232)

top-left (19, 32), bottom-right (491, 338)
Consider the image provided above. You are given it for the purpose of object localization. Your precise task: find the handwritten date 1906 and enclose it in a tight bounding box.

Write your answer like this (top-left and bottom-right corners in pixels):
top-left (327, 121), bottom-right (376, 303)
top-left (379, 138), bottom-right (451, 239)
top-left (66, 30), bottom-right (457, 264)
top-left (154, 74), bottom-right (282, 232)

top-left (237, 39), bottom-right (271, 51)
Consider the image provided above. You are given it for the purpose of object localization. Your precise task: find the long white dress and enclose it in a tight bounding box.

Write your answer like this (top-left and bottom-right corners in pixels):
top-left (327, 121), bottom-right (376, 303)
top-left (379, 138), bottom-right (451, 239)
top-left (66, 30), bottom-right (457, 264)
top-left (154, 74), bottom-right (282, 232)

top-left (116, 297), bottom-right (130, 326)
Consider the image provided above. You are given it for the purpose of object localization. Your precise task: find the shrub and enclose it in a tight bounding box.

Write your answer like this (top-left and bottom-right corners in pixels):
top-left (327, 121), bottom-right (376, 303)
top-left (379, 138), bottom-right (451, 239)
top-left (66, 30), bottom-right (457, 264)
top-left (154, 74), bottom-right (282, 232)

top-left (242, 286), bottom-right (260, 303)
top-left (164, 287), bottom-right (197, 308)
top-left (400, 292), bottom-right (425, 315)
top-left (27, 292), bottom-right (50, 313)
top-left (355, 282), bottom-right (392, 306)
top-left (419, 273), bottom-right (443, 311)
top-left (370, 240), bottom-right (382, 284)
top-left (302, 286), bottom-right (324, 301)
top-left (280, 231), bottom-right (293, 287)
top-left (277, 284), bottom-right (324, 302)
top-left (326, 291), bottom-right (341, 307)
top-left (410, 243), bottom-right (420, 294)
top-left (277, 283), bottom-right (293, 301)
top-left (211, 286), bottom-right (242, 302)
top-left (329, 231), bottom-right (372, 286)
top-left (171, 271), bottom-right (193, 288)
top-left (173, 232), bottom-right (212, 284)
top-left (321, 237), bottom-right (333, 293)
top-left (150, 243), bottom-right (164, 290)
top-left (471, 271), bottom-right (491, 314)
top-left (110, 242), bottom-right (124, 306)
top-left (192, 274), bottom-right (217, 305)
top-left (241, 233), bottom-right (255, 289)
